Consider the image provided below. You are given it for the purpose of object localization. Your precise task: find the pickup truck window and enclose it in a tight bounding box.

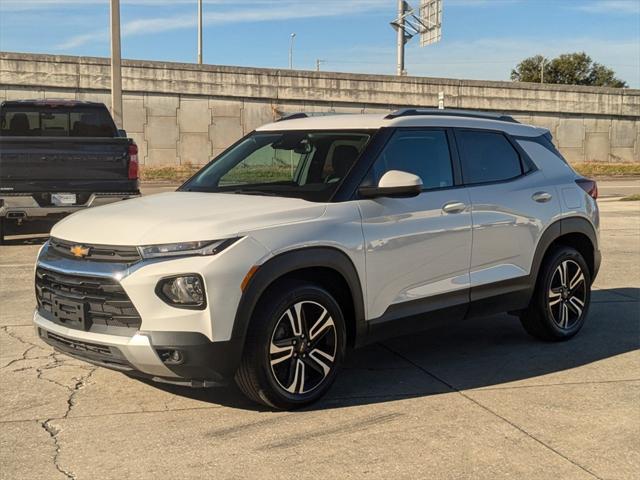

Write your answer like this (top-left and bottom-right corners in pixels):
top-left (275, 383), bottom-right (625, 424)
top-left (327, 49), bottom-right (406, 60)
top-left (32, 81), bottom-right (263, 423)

top-left (0, 106), bottom-right (117, 137)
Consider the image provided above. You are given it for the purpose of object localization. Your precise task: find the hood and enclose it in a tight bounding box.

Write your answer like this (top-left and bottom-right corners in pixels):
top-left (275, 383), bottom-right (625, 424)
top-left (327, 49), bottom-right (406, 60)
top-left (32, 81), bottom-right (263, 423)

top-left (51, 191), bottom-right (326, 246)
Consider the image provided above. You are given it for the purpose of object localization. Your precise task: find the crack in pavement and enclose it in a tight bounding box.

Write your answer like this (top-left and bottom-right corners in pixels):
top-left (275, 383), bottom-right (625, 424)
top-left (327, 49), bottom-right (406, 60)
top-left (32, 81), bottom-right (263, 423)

top-left (36, 353), bottom-right (80, 392)
top-left (1, 325), bottom-right (43, 350)
top-left (39, 364), bottom-right (98, 480)
top-left (379, 343), bottom-right (605, 480)
top-left (41, 420), bottom-right (73, 480)
top-left (1, 345), bottom-right (38, 369)
top-left (0, 326), bottom-right (60, 369)
top-left (2, 324), bottom-right (94, 389)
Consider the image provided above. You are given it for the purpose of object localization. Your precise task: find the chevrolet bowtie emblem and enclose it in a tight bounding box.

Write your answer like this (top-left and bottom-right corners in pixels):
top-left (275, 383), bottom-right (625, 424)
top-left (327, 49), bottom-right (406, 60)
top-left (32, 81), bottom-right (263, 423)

top-left (70, 245), bottom-right (90, 258)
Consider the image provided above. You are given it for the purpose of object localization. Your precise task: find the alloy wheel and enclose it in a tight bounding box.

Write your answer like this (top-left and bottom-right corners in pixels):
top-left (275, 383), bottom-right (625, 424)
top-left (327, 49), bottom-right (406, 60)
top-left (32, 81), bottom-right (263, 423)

top-left (269, 300), bottom-right (337, 395)
top-left (548, 259), bottom-right (587, 329)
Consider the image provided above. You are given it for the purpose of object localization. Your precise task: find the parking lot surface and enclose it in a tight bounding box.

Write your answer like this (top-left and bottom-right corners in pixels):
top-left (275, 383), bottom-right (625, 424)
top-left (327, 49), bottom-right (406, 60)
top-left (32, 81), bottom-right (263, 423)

top-left (1, 192), bottom-right (638, 479)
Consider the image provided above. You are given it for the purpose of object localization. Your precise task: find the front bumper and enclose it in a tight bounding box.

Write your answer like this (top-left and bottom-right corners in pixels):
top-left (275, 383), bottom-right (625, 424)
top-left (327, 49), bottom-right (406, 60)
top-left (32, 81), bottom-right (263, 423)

top-left (32, 236), bottom-right (269, 385)
top-left (34, 310), bottom-right (241, 386)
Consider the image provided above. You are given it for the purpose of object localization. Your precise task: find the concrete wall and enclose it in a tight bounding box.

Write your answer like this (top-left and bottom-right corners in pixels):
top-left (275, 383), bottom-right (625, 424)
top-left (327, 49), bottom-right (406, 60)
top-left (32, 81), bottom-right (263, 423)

top-left (1, 52), bottom-right (638, 166)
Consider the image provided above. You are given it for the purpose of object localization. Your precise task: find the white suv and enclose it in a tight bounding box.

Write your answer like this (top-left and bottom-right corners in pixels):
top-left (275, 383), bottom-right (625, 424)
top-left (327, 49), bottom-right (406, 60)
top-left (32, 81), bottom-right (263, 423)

top-left (34, 109), bottom-right (601, 409)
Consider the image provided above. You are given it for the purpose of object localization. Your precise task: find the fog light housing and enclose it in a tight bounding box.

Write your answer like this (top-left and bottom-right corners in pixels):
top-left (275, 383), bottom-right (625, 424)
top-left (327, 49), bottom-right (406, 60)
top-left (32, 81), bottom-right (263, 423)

top-left (156, 274), bottom-right (206, 309)
top-left (157, 349), bottom-right (185, 365)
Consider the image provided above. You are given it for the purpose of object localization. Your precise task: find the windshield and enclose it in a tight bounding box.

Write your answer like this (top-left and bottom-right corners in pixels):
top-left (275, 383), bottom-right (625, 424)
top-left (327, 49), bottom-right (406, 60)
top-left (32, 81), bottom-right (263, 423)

top-left (181, 130), bottom-right (371, 202)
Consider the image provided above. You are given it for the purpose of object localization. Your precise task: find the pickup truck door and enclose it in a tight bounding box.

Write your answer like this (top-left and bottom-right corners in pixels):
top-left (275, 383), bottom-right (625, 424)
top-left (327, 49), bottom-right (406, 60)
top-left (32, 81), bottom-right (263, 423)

top-left (357, 128), bottom-right (472, 328)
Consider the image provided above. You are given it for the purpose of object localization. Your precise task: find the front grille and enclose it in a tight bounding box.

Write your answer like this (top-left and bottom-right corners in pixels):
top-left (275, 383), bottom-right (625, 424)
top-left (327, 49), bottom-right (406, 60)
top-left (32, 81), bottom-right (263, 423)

top-left (46, 331), bottom-right (112, 356)
top-left (39, 329), bottom-right (130, 368)
top-left (49, 237), bottom-right (141, 263)
top-left (35, 267), bottom-right (142, 331)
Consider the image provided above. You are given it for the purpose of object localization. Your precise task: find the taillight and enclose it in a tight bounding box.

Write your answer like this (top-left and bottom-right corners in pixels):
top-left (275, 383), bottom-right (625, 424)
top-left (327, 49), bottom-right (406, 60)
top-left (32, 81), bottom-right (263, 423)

top-left (128, 143), bottom-right (139, 180)
top-left (576, 178), bottom-right (598, 200)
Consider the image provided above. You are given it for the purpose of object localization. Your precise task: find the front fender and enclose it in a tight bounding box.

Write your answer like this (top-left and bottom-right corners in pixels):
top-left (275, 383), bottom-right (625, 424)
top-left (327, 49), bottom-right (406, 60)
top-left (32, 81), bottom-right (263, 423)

top-left (231, 246), bottom-right (367, 346)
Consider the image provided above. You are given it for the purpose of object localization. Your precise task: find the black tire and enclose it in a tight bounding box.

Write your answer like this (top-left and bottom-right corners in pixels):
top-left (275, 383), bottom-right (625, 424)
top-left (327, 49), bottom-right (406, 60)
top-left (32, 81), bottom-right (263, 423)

top-left (0, 217), bottom-right (5, 245)
top-left (520, 246), bottom-right (591, 341)
top-left (235, 280), bottom-right (346, 410)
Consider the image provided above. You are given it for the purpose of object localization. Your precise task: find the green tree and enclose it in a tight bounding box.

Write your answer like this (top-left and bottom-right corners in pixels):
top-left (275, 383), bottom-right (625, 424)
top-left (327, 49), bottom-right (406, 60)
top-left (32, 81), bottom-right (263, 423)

top-left (588, 62), bottom-right (628, 88)
top-left (511, 52), bottom-right (627, 88)
top-left (510, 54), bottom-right (547, 83)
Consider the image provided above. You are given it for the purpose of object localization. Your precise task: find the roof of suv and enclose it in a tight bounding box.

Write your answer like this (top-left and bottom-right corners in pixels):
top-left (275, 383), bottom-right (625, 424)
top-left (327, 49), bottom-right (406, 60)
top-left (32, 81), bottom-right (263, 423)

top-left (257, 110), bottom-right (548, 138)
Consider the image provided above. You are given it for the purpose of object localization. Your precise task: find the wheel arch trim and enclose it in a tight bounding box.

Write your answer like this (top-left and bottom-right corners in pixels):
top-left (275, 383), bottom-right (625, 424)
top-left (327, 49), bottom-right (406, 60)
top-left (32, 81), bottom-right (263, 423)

top-left (231, 246), bottom-right (367, 347)
top-left (531, 216), bottom-right (599, 285)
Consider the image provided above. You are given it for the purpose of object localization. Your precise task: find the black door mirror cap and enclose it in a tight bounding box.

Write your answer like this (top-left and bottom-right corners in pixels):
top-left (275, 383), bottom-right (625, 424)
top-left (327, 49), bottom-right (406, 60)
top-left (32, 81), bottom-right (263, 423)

top-left (358, 184), bottom-right (422, 199)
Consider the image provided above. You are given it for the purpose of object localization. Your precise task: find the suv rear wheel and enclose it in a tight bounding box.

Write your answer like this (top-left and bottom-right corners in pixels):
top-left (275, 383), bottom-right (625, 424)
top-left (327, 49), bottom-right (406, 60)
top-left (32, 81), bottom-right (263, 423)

top-left (235, 280), bottom-right (346, 409)
top-left (520, 246), bottom-right (591, 341)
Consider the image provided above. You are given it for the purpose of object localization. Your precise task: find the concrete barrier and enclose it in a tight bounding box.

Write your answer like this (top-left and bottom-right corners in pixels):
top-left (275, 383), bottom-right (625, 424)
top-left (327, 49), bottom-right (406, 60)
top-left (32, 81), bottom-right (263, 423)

top-left (1, 52), bottom-right (638, 165)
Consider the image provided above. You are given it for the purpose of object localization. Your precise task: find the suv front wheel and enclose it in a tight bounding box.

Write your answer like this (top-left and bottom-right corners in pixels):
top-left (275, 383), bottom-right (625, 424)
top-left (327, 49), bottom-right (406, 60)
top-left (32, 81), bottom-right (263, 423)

top-left (520, 246), bottom-right (592, 341)
top-left (235, 280), bottom-right (346, 409)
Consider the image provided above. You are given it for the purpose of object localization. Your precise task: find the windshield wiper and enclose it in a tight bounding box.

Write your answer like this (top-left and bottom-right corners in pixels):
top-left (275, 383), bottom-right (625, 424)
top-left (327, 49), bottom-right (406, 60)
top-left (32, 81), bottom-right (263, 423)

top-left (232, 189), bottom-right (280, 196)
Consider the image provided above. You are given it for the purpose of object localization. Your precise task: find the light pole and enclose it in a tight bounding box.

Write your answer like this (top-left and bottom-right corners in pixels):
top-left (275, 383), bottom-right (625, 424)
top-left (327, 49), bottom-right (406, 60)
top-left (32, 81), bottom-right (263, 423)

top-left (396, 0), bottom-right (405, 76)
top-left (316, 59), bottom-right (326, 72)
top-left (197, 0), bottom-right (203, 64)
top-left (288, 33), bottom-right (296, 70)
top-left (110, 0), bottom-right (123, 128)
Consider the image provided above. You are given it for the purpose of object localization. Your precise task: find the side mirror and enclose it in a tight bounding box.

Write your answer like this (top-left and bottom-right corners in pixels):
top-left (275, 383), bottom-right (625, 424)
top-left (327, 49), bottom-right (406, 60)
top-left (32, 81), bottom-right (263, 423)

top-left (117, 129), bottom-right (128, 138)
top-left (358, 170), bottom-right (423, 199)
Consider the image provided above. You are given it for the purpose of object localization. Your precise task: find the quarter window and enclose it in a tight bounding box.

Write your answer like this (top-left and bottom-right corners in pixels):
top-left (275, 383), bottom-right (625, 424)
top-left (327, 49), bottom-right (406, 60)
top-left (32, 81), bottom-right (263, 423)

top-left (370, 129), bottom-right (454, 190)
top-left (456, 130), bottom-right (523, 185)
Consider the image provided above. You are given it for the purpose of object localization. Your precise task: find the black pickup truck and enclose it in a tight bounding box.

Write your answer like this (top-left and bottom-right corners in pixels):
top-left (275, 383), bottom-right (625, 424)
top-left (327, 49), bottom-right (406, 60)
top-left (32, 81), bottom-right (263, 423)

top-left (0, 100), bottom-right (140, 243)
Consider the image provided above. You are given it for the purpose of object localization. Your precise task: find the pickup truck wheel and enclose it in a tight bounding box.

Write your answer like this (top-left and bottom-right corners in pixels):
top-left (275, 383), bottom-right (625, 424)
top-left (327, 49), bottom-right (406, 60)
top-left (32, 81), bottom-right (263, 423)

top-left (0, 218), bottom-right (5, 245)
top-left (520, 246), bottom-right (591, 341)
top-left (235, 280), bottom-right (346, 410)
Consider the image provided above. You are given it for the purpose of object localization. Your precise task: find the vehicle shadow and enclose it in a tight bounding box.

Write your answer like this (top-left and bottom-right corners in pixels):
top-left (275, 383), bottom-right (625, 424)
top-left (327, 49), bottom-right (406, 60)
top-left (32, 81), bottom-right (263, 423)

top-left (135, 286), bottom-right (640, 412)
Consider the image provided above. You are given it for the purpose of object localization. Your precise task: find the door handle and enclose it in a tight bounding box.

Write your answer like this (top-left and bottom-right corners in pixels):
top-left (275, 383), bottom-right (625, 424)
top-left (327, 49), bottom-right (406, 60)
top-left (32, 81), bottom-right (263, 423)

top-left (442, 202), bottom-right (467, 214)
top-left (532, 191), bottom-right (552, 203)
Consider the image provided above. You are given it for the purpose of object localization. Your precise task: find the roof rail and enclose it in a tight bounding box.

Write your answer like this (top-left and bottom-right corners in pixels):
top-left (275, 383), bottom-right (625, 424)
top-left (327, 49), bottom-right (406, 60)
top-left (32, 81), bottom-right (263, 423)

top-left (385, 108), bottom-right (519, 124)
top-left (276, 112), bottom-right (308, 122)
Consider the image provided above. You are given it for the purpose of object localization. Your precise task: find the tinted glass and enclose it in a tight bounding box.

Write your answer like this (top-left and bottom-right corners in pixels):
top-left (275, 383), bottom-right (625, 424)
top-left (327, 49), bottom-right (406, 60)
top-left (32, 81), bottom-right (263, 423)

top-left (182, 131), bottom-right (371, 202)
top-left (0, 106), bottom-right (116, 137)
top-left (370, 129), bottom-right (453, 190)
top-left (456, 130), bottom-right (522, 184)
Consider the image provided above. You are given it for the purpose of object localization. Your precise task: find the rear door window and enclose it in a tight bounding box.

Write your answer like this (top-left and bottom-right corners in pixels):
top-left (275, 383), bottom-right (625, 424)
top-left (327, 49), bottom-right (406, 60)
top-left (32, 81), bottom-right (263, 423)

top-left (455, 130), bottom-right (523, 185)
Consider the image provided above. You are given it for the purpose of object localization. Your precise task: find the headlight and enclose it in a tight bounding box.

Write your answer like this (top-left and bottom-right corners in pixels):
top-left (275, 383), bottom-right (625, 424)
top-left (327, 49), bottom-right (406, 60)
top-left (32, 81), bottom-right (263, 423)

top-left (156, 274), bottom-right (205, 309)
top-left (138, 238), bottom-right (239, 259)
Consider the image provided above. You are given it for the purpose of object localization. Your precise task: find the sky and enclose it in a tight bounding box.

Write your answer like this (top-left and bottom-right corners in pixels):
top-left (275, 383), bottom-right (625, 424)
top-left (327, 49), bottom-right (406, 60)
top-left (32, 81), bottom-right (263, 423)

top-left (1, 0), bottom-right (639, 87)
